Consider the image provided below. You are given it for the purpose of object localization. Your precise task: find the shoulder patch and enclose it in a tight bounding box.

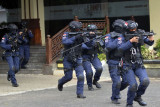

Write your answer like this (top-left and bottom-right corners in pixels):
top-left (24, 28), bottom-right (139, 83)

top-left (125, 22), bottom-right (128, 26)
top-left (62, 33), bottom-right (67, 39)
top-left (118, 37), bottom-right (122, 44)
top-left (118, 37), bottom-right (122, 40)
top-left (105, 36), bottom-right (109, 43)
top-left (1, 37), bottom-right (5, 43)
top-left (105, 36), bottom-right (109, 39)
top-left (110, 31), bottom-right (121, 38)
top-left (63, 33), bottom-right (67, 36)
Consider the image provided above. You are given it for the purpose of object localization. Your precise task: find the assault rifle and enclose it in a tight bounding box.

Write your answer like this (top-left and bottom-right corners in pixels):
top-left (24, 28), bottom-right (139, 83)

top-left (69, 30), bottom-right (103, 43)
top-left (8, 33), bottom-right (22, 51)
top-left (20, 28), bottom-right (29, 39)
top-left (68, 31), bottom-right (102, 35)
top-left (62, 34), bottom-right (106, 55)
top-left (125, 30), bottom-right (156, 41)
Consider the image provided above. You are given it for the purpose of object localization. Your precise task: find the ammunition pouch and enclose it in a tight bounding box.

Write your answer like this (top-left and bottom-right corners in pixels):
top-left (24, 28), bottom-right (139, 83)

top-left (64, 68), bottom-right (73, 73)
top-left (67, 52), bottom-right (77, 62)
top-left (2, 51), bottom-right (6, 61)
top-left (135, 63), bottom-right (145, 69)
top-left (122, 65), bottom-right (132, 73)
top-left (108, 65), bottom-right (121, 76)
top-left (83, 58), bottom-right (90, 62)
top-left (1, 51), bottom-right (12, 60)
top-left (108, 65), bottom-right (118, 71)
top-left (83, 48), bottom-right (98, 55)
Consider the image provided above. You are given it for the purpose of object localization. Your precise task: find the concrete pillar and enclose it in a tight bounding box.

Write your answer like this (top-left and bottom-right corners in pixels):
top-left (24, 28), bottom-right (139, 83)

top-left (21, 0), bottom-right (25, 19)
top-left (149, 0), bottom-right (160, 46)
top-left (30, 0), bottom-right (38, 18)
top-left (38, 0), bottom-right (45, 46)
top-left (21, 0), bottom-right (45, 46)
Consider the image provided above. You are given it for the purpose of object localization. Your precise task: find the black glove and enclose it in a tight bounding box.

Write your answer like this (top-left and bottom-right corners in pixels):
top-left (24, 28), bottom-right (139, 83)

top-left (85, 41), bottom-right (92, 47)
top-left (12, 42), bottom-right (16, 47)
top-left (75, 34), bottom-right (82, 40)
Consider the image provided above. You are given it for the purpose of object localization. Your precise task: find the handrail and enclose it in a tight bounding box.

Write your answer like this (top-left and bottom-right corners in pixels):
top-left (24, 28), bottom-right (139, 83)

top-left (46, 25), bottom-right (69, 64)
top-left (79, 20), bottom-right (105, 22)
top-left (46, 16), bottom-right (110, 64)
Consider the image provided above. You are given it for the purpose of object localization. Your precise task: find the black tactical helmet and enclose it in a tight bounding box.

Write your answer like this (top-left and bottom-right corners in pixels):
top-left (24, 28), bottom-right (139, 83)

top-left (87, 24), bottom-right (97, 31)
top-left (126, 20), bottom-right (138, 30)
top-left (112, 19), bottom-right (128, 33)
top-left (7, 24), bottom-right (18, 33)
top-left (69, 21), bottom-right (82, 30)
top-left (7, 24), bottom-right (18, 30)
top-left (112, 19), bottom-right (127, 29)
top-left (20, 21), bottom-right (28, 28)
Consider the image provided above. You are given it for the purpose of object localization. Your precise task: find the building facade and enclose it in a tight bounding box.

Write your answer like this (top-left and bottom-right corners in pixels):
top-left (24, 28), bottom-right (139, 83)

top-left (0, 0), bottom-right (159, 46)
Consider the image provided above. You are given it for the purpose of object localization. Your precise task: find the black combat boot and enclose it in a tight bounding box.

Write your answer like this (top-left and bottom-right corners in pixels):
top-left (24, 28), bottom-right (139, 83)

top-left (12, 83), bottom-right (19, 87)
top-left (58, 80), bottom-right (63, 91)
top-left (134, 95), bottom-right (147, 106)
top-left (77, 94), bottom-right (86, 99)
top-left (21, 66), bottom-right (27, 69)
top-left (126, 104), bottom-right (133, 107)
top-left (93, 80), bottom-right (101, 88)
top-left (7, 74), bottom-right (11, 81)
top-left (118, 93), bottom-right (121, 99)
top-left (112, 99), bottom-right (120, 104)
top-left (88, 86), bottom-right (94, 91)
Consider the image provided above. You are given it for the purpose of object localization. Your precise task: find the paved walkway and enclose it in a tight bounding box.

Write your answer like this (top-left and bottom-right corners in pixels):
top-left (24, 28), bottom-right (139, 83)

top-left (1, 61), bottom-right (160, 107)
top-left (0, 78), bottom-right (160, 107)
top-left (0, 61), bottom-right (110, 96)
top-left (0, 73), bottom-right (110, 96)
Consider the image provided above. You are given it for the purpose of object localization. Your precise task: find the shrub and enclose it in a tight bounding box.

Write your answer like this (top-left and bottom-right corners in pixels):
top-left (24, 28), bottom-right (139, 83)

top-left (98, 53), bottom-right (106, 61)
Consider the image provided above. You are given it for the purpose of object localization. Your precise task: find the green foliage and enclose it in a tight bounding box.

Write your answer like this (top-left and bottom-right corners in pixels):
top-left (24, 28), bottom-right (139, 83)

top-left (102, 25), bottom-right (107, 35)
top-left (141, 45), bottom-right (152, 59)
top-left (98, 53), bottom-right (106, 61)
top-left (141, 45), bottom-right (160, 60)
top-left (154, 39), bottom-right (160, 52)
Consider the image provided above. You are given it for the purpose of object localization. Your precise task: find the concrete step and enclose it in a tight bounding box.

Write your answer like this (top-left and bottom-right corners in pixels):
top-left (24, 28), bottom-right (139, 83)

top-left (0, 51), bottom-right (46, 58)
top-left (0, 52), bottom-right (46, 57)
top-left (30, 48), bottom-right (46, 52)
top-left (30, 49), bottom-right (46, 54)
top-left (0, 57), bottom-right (46, 64)
top-left (0, 51), bottom-right (46, 57)
top-left (0, 46), bottom-right (46, 53)
top-left (29, 58), bottom-right (46, 63)
top-left (0, 69), bottom-right (43, 74)
top-left (18, 69), bottom-right (43, 74)
top-left (0, 63), bottom-right (44, 70)
top-left (30, 53), bottom-right (46, 57)
top-left (30, 46), bottom-right (46, 49)
top-left (0, 46), bottom-right (46, 74)
top-left (0, 50), bottom-right (46, 54)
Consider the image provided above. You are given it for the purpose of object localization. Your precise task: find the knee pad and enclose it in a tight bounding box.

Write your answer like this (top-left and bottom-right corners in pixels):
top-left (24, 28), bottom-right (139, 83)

top-left (130, 84), bottom-right (137, 92)
top-left (63, 68), bottom-right (73, 81)
top-left (77, 62), bottom-right (82, 66)
top-left (124, 83), bottom-right (129, 88)
top-left (120, 82), bottom-right (128, 91)
top-left (67, 75), bottom-right (73, 81)
top-left (65, 73), bottom-right (73, 81)
top-left (64, 68), bottom-right (72, 73)
top-left (20, 57), bottom-right (24, 62)
top-left (142, 78), bottom-right (150, 87)
top-left (11, 66), bottom-right (15, 72)
top-left (15, 67), bottom-right (20, 74)
top-left (78, 74), bottom-right (84, 81)
top-left (87, 72), bottom-right (93, 78)
top-left (116, 82), bottom-right (121, 89)
top-left (15, 69), bottom-right (19, 74)
top-left (96, 67), bottom-right (103, 73)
